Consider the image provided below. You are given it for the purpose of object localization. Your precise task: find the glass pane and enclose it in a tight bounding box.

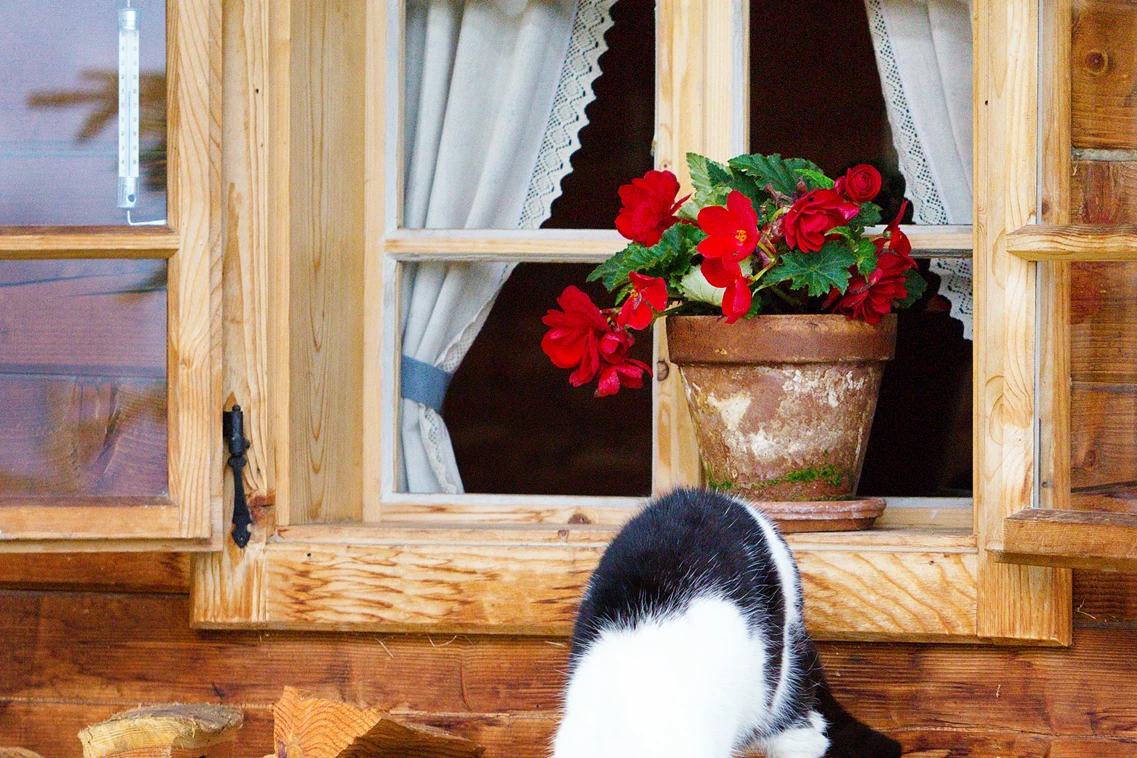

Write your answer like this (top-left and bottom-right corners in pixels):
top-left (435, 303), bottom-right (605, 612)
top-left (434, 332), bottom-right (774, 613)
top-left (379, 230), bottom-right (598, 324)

top-left (1069, 263), bottom-right (1137, 513)
top-left (1058, 0), bottom-right (1137, 514)
top-left (751, 0), bottom-right (973, 227)
top-left (400, 0), bottom-right (654, 230)
top-left (0, 0), bottom-right (167, 226)
top-left (0, 260), bottom-right (167, 498)
top-left (403, 263), bottom-right (652, 496)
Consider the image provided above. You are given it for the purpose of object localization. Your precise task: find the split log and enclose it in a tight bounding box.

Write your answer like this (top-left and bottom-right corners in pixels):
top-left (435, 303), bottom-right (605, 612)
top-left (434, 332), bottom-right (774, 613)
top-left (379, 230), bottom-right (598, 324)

top-left (78, 704), bottom-right (243, 758)
top-left (273, 686), bottom-right (482, 758)
top-left (0, 749), bottom-right (45, 758)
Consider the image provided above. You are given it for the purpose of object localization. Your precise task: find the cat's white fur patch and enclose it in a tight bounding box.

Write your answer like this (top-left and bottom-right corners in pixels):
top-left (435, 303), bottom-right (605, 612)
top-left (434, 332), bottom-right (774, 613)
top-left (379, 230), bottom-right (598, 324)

top-left (757, 710), bottom-right (830, 758)
top-left (554, 596), bottom-right (770, 758)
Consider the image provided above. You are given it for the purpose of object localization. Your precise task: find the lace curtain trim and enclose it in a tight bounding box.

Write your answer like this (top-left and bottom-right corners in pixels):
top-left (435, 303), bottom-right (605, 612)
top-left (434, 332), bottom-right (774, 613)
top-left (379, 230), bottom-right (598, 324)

top-left (864, 0), bottom-right (973, 339)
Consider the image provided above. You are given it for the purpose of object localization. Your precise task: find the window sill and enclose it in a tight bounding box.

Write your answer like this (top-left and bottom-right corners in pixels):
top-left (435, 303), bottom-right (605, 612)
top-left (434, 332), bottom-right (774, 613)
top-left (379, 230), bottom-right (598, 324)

top-left (192, 502), bottom-right (981, 642)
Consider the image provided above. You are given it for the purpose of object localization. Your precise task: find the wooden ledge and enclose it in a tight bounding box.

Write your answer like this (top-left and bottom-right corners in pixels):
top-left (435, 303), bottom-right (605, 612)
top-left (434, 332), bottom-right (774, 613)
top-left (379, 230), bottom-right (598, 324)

top-left (1000, 509), bottom-right (1137, 570)
top-left (1007, 224), bottom-right (1137, 261)
top-left (0, 749), bottom-right (44, 758)
top-left (79, 704), bottom-right (243, 758)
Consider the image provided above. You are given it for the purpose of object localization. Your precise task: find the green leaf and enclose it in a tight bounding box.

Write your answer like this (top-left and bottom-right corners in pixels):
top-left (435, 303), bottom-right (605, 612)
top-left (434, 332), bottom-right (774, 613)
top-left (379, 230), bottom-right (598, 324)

top-left (853, 238), bottom-right (878, 276)
top-left (850, 201), bottom-right (882, 229)
top-left (893, 269), bottom-right (928, 309)
top-left (686, 153), bottom-right (733, 209)
top-left (769, 243), bottom-right (857, 297)
top-left (797, 168), bottom-right (835, 190)
top-left (728, 153), bottom-right (825, 198)
top-left (587, 223), bottom-right (705, 291)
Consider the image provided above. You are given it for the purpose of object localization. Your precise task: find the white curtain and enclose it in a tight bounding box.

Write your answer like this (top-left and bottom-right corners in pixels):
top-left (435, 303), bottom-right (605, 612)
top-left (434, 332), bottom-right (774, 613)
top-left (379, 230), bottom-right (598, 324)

top-left (864, 0), bottom-right (974, 339)
top-left (399, 0), bottom-right (615, 493)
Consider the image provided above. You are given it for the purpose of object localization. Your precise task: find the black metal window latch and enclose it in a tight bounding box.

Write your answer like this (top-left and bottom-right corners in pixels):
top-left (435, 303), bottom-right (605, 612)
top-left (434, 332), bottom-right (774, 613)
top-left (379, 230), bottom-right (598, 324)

top-left (223, 405), bottom-right (254, 548)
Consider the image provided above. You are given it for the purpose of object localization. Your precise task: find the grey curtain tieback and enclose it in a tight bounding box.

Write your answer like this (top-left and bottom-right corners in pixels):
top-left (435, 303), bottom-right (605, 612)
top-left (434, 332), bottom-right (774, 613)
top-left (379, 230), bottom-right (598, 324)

top-left (401, 355), bottom-right (453, 413)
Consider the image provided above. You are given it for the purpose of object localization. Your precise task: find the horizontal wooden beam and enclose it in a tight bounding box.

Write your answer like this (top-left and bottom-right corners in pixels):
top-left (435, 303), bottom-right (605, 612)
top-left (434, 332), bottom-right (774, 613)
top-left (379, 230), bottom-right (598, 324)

top-left (1007, 224), bottom-right (1137, 260)
top-left (382, 225), bottom-right (972, 261)
top-left (243, 529), bottom-right (979, 639)
top-left (0, 227), bottom-right (181, 259)
top-left (999, 509), bottom-right (1137, 570)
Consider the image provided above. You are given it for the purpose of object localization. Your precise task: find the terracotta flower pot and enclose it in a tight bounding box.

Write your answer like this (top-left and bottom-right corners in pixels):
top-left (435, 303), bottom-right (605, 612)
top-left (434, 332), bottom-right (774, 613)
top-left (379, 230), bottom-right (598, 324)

top-left (666, 314), bottom-right (897, 529)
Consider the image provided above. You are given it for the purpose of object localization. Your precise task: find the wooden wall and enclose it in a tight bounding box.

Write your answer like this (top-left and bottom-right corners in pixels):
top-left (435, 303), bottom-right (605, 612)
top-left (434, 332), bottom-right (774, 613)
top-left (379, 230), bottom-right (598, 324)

top-left (4, 2), bottom-right (1137, 757)
top-left (2, 555), bottom-right (1137, 757)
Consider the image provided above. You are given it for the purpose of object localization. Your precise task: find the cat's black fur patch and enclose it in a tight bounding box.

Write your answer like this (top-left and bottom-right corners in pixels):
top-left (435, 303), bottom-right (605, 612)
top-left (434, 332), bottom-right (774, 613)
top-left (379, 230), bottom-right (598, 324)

top-left (568, 488), bottom-right (902, 757)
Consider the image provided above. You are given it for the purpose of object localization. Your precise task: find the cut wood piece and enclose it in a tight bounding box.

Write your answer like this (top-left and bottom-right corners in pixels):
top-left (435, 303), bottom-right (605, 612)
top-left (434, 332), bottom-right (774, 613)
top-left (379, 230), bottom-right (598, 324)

top-left (0, 749), bottom-right (45, 758)
top-left (78, 704), bottom-right (243, 758)
top-left (273, 687), bottom-right (482, 758)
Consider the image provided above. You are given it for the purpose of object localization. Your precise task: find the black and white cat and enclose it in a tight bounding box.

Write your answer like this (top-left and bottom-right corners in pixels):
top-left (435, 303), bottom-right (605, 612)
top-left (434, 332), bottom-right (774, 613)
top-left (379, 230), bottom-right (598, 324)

top-left (552, 488), bottom-right (902, 758)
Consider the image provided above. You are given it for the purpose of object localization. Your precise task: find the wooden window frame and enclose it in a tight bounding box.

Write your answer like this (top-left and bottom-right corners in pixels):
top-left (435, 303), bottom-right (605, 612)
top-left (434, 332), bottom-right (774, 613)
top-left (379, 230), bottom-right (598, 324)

top-left (193, 0), bottom-right (1073, 645)
top-left (0, 0), bottom-right (221, 552)
top-left (989, 0), bottom-right (1137, 573)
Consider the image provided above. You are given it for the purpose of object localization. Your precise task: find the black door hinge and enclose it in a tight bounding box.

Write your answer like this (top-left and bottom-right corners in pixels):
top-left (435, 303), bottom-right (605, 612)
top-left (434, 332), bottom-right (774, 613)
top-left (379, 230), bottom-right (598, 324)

top-left (223, 405), bottom-right (253, 548)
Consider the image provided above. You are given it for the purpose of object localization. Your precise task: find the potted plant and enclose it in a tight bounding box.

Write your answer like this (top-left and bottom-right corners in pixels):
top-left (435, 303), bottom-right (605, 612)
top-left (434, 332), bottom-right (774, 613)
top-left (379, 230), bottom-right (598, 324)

top-left (540, 153), bottom-right (925, 531)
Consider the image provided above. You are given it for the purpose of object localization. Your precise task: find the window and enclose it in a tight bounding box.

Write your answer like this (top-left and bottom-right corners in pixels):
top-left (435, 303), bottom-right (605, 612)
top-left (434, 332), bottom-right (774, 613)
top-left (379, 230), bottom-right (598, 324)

top-left (188, 0), bottom-right (1078, 645)
top-left (0, 0), bottom-right (219, 550)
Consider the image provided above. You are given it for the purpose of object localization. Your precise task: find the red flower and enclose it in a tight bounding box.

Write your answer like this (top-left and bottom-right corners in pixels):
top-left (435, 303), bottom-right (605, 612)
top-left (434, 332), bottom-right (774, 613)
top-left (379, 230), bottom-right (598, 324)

top-left (875, 200), bottom-right (913, 263)
top-left (542, 286), bottom-right (652, 396)
top-left (720, 276), bottom-right (752, 324)
top-left (825, 253), bottom-right (916, 324)
top-left (615, 170), bottom-right (688, 246)
top-left (834, 164), bottom-right (882, 203)
top-left (696, 191), bottom-right (759, 281)
top-left (782, 189), bottom-right (861, 253)
top-left (618, 272), bottom-right (669, 330)
top-left (541, 286), bottom-right (610, 387)
top-left (595, 327), bottom-right (651, 397)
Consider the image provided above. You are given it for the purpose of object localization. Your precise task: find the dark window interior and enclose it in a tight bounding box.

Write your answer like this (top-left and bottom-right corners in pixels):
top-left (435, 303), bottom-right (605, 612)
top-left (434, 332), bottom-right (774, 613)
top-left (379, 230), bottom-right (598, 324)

top-left (442, 0), bottom-right (972, 499)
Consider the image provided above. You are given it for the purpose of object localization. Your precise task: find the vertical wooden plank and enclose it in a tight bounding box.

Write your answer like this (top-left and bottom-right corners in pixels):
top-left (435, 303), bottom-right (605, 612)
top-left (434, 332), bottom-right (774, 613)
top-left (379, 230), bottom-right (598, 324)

top-left (270, 0), bottom-right (293, 525)
top-left (974, 0), bottom-right (1072, 642)
top-left (1038, 0), bottom-right (1073, 511)
top-left (361, 0), bottom-right (387, 522)
top-left (290, 0), bottom-right (367, 523)
top-left (221, 0), bottom-right (273, 504)
top-left (167, 0), bottom-right (224, 538)
top-left (652, 0), bottom-right (747, 494)
top-left (192, 502), bottom-right (272, 626)
top-left (191, 0), bottom-right (281, 625)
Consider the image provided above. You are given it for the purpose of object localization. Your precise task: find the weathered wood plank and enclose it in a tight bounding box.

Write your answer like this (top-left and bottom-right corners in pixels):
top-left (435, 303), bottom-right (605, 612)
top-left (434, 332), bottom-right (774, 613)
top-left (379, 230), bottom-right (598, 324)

top-left (1002, 509), bottom-right (1137, 570)
top-left (1072, 0), bottom-right (1137, 149)
top-left (7, 590), bottom-right (1137, 743)
top-left (1072, 160), bottom-right (1137, 223)
top-left (1069, 385), bottom-right (1137, 499)
top-left (0, 553), bottom-right (188, 593)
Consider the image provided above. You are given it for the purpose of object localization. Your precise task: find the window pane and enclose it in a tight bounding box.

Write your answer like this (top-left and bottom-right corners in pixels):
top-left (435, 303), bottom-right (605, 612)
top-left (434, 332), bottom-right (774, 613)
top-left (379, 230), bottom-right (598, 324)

top-left (0, 260), bottom-right (167, 498)
top-left (0, 0), bottom-right (167, 226)
top-left (400, 0), bottom-right (653, 230)
top-left (752, 0), bottom-right (973, 227)
top-left (408, 263), bottom-right (652, 497)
